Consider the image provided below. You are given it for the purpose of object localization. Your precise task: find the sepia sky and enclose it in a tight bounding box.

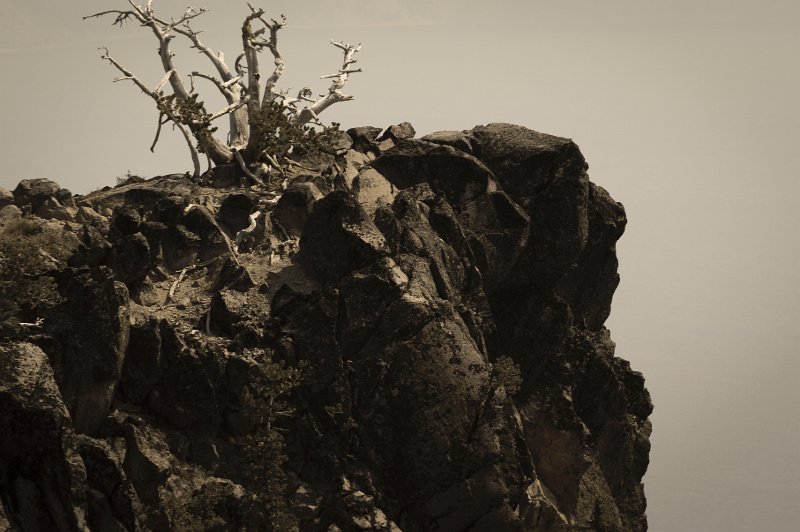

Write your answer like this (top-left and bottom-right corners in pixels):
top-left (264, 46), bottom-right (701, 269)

top-left (2, 1), bottom-right (799, 530)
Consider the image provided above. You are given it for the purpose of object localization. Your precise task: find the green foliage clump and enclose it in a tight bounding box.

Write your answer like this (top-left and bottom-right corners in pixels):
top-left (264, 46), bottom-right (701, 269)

top-left (239, 350), bottom-right (305, 531)
top-left (0, 219), bottom-right (66, 327)
top-left (250, 99), bottom-right (342, 160)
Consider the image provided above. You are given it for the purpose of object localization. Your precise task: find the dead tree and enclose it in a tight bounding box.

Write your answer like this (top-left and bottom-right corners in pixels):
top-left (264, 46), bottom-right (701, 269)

top-left (85, 1), bottom-right (361, 179)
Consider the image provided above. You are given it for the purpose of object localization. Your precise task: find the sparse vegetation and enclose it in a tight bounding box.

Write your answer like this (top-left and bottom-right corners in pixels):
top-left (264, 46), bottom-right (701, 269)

top-left (86, 1), bottom-right (362, 180)
top-left (0, 219), bottom-right (66, 331)
top-left (240, 350), bottom-right (305, 530)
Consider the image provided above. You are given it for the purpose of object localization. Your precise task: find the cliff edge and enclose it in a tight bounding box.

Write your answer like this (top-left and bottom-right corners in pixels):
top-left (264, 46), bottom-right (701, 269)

top-left (0, 123), bottom-right (652, 531)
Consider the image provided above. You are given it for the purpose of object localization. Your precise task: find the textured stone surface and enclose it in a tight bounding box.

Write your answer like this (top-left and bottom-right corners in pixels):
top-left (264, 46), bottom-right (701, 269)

top-left (0, 123), bottom-right (651, 530)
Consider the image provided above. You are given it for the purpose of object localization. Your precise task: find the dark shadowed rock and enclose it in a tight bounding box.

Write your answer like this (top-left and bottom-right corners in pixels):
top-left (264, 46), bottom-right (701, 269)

top-left (273, 182), bottom-right (323, 238)
top-left (217, 193), bottom-right (258, 234)
top-left (298, 190), bottom-right (389, 282)
top-left (119, 308), bottom-right (163, 404)
top-left (12, 178), bottom-right (65, 212)
top-left (182, 206), bottom-right (233, 262)
top-left (0, 342), bottom-right (88, 531)
top-left (111, 207), bottom-right (141, 236)
top-left (371, 138), bottom-right (496, 208)
top-left (206, 163), bottom-right (243, 188)
top-left (346, 126), bottom-right (383, 152)
top-left (378, 121), bottom-right (416, 142)
top-left (110, 232), bottom-right (151, 285)
top-left (469, 123), bottom-right (586, 202)
top-left (0, 123), bottom-right (650, 531)
top-left (46, 267), bottom-right (130, 434)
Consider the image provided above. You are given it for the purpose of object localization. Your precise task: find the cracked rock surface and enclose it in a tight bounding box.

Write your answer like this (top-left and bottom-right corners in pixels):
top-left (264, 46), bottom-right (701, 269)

top-left (0, 123), bottom-right (651, 531)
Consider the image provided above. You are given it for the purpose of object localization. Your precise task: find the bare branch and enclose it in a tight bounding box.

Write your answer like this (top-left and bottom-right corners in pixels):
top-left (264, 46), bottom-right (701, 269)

top-left (295, 40), bottom-right (362, 124)
top-left (83, 10), bottom-right (143, 26)
top-left (99, 47), bottom-right (200, 176)
top-left (150, 113), bottom-right (169, 152)
top-left (234, 150), bottom-right (266, 187)
top-left (154, 69), bottom-right (174, 93)
top-left (209, 97), bottom-right (250, 122)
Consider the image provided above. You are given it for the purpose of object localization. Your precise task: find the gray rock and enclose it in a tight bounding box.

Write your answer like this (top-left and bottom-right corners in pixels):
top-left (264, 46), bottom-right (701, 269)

top-left (47, 267), bottom-right (131, 434)
top-left (379, 121), bottom-right (416, 142)
top-left (217, 193), bottom-right (257, 234)
top-left (298, 190), bottom-right (389, 282)
top-left (346, 126), bottom-right (383, 152)
top-left (273, 182), bottom-right (324, 238)
top-left (12, 178), bottom-right (65, 211)
top-left (0, 342), bottom-right (88, 531)
top-left (371, 138), bottom-right (497, 208)
top-left (421, 129), bottom-right (475, 153)
top-left (0, 187), bottom-right (13, 208)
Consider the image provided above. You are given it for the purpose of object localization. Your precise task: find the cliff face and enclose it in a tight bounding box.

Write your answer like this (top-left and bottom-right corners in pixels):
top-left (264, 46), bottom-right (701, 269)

top-left (0, 123), bottom-right (652, 531)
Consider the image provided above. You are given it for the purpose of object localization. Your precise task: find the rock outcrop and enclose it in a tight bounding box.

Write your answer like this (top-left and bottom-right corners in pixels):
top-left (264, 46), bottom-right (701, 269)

top-left (0, 123), bottom-right (651, 531)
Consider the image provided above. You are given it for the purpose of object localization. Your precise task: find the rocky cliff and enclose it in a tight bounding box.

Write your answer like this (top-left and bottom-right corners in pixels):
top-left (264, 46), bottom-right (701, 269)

top-left (0, 123), bottom-right (652, 531)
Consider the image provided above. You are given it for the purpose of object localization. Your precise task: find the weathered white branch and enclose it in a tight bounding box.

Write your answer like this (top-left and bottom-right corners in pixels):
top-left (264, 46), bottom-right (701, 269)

top-left (235, 211), bottom-right (261, 251)
top-left (209, 97), bottom-right (250, 121)
top-left (100, 48), bottom-right (201, 176)
top-left (234, 150), bottom-right (266, 187)
top-left (295, 40), bottom-right (361, 124)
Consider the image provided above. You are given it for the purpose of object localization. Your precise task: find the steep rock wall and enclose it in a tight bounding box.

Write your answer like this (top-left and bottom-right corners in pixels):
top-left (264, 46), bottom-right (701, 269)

top-left (0, 123), bottom-right (651, 531)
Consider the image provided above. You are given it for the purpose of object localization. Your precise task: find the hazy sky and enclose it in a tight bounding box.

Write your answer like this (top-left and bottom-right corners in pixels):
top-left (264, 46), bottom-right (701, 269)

top-left (2, 1), bottom-right (799, 530)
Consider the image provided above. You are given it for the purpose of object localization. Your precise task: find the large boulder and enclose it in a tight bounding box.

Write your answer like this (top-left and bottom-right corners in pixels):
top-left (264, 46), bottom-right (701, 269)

top-left (12, 178), bottom-right (69, 212)
top-left (216, 193), bottom-right (258, 234)
top-left (45, 267), bottom-right (131, 434)
top-left (272, 182), bottom-right (324, 238)
top-left (298, 190), bottom-right (389, 282)
top-left (0, 187), bottom-right (13, 208)
top-left (0, 342), bottom-right (89, 531)
top-left (371, 138), bottom-right (497, 208)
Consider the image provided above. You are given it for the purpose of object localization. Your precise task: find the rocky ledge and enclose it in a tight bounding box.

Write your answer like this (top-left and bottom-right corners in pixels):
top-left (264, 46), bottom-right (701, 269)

top-left (0, 123), bottom-right (651, 531)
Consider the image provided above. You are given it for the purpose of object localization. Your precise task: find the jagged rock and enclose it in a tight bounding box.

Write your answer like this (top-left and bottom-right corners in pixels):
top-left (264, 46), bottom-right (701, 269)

top-left (469, 122), bottom-right (586, 203)
top-left (182, 206), bottom-right (234, 262)
top-left (0, 342), bottom-right (89, 531)
top-left (111, 207), bottom-right (141, 236)
top-left (352, 167), bottom-right (396, 217)
top-left (145, 325), bottom-right (224, 432)
top-left (298, 190), bottom-right (389, 282)
top-left (75, 205), bottom-right (107, 225)
top-left (45, 267), bottom-right (131, 434)
top-left (110, 232), bottom-right (151, 285)
top-left (216, 193), bottom-right (257, 234)
top-left (121, 424), bottom-right (173, 504)
top-left (340, 150), bottom-right (373, 188)
top-left (119, 308), bottom-right (162, 404)
top-left (75, 435), bottom-right (146, 531)
top-left (371, 138), bottom-right (497, 208)
top-left (325, 130), bottom-right (355, 153)
top-left (12, 178), bottom-right (67, 212)
top-left (211, 256), bottom-right (256, 292)
top-left (0, 123), bottom-right (651, 531)
top-left (209, 288), bottom-right (252, 337)
top-left (378, 121), bottom-right (416, 142)
top-left (0, 187), bottom-right (13, 208)
top-left (205, 163), bottom-right (243, 188)
top-left (421, 129), bottom-right (475, 153)
top-left (346, 126), bottom-right (383, 152)
top-left (34, 196), bottom-right (75, 221)
top-left (272, 182), bottom-right (323, 238)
